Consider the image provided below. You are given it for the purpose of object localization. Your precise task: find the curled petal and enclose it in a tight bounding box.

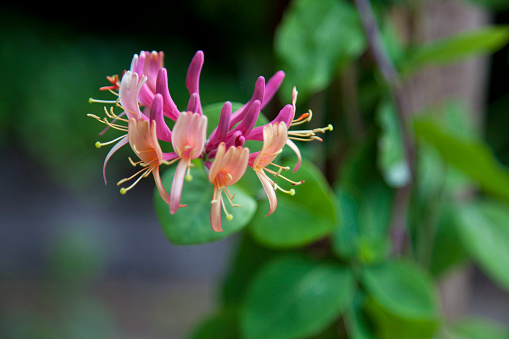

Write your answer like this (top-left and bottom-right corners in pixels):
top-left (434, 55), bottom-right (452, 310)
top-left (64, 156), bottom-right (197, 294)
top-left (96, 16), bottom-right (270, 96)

top-left (286, 139), bottom-right (302, 172)
top-left (119, 71), bottom-right (147, 120)
top-left (187, 93), bottom-right (200, 114)
top-left (251, 122), bottom-right (288, 169)
top-left (169, 159), bottom-right (189, 214)
top-left (262, 70), bottom-right (285, 110)
top-left (210, 186), bottom-right (223, 232)
top-left (186, 50), bottom-right (204, 115)
top-left (156, 68), bottom-right (180, 121)
top-left (153, 166), bottom-right (170, 206)
top-left (150, 94), bottom-right (172, 142)
top-left (143, 51), bottom-right (164, 93)
top-left (130, 53), bottom-right (142, 75)
top-left (129, 51), bottom-right (164, 108)
top-left (206, 101), bottom-right (232, 153)
top-left (255, 170), bottom-right (277, 216)
top-left (102, 135), bottom-right (128, 185)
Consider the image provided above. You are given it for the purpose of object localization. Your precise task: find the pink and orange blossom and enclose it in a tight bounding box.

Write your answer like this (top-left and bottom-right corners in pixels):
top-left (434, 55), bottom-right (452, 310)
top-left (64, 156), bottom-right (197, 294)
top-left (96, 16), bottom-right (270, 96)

top-left (118, 117), bottom-right (172, 206)
top-left (208, 143), bottom-right (249, 232)
top-left (249, 121), bottom-right (304, 216)
top-left (89, 49), bottom-right (334, 233)
top-left (169, 111), bottom-right (208, 214)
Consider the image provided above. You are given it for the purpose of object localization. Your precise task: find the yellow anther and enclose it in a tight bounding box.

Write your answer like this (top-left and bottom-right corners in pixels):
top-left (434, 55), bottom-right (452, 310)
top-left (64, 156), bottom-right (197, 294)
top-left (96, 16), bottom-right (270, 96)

top-left (226, 214), bottom-right (233, 221)
top-left (120, 187), bottom-right (127, 195)
top-left (93, 135), bottom-right (127, 149)
top-left (185, 167), bottom-right (193, 181)
top-left (274, 184), bottom-right (296, 196)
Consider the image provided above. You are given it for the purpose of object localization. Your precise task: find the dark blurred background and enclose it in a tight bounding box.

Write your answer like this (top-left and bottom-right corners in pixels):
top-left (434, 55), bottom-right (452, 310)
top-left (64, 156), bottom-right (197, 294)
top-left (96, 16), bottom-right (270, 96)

top-left (1, 1), bottom-right (509, 338)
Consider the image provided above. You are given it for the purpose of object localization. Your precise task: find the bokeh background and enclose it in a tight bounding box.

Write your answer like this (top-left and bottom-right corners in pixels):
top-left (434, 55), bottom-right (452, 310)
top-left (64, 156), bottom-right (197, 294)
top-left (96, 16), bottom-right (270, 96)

top-left (1, 0), bottom-right (509, 338)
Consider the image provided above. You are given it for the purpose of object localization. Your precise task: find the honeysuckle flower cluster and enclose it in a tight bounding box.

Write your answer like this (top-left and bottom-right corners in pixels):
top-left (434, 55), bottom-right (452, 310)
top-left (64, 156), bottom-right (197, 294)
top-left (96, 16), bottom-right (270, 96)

top-left (88, 50), bottom-right (332, 232)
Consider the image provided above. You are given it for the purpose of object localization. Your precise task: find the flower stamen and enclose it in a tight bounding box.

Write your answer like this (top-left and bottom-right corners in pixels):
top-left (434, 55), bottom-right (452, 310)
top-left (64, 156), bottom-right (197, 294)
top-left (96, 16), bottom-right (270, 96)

top-left (288, 123), bottom-right (333, 142)
top-left (94, 134), bottom-right (128, 149)
top-left (220, 194), bottom-right (234, 221)
top-left (88, 97), bottom-right (119, 105)
top-left (264, 167), bottom-right (304, 186)
top-left (290, 111), bottom-right (312, 127)
top-left (87, 113), bottom-right (128, 132)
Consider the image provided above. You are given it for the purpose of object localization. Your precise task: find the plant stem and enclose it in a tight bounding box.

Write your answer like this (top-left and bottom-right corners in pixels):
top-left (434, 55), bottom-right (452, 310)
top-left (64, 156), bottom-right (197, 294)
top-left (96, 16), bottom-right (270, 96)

top-left (354, 0), bottom-right (416, 255)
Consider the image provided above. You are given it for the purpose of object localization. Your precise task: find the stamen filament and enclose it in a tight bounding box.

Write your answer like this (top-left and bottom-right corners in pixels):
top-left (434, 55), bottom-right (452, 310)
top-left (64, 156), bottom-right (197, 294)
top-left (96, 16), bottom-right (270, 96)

top-left (269, 162), bottom-right (290, 171)
top-left (128, 157), bottom-right (143, 166)
top-left (87, 114), bottom-right (128, 132)
top-left (264, 168), bottom-right (305, 185)
top-left (274, 183), bottom-right (296, 196)
top-left (117, 166), bottom-right (150, 186)
top-left (224, 186), bottom-right (241, 207)
top-left (162, 158), bottom-right (180, 166)
top-left (291, 111), bottom-right (312, 127)
top-left (94, 134), bottom-right (127, 148)
top-left (288, 136), bottom-right (323, 142)
top-left (104, 106), bottom-right (128, 122)
top-left (89, 98), bottom-right (118, 104)
top-left (119, 168), bottom-right (151, 194)
top-left (220, 190), bottom-right (234, 221)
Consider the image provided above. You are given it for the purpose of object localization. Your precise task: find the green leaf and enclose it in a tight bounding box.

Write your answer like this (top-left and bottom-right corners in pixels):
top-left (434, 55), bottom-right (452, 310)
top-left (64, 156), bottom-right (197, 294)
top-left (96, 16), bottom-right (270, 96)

top-left (361, 260), bottom-right (440, 321)
top-left (154, 163), bottom-right (257, 245)
top-left (427, 203), bottom-right (469, 277)
top-left (248, 159), bottom-right (338, 249)
top-left (274, 0), bottom-right (366, 101)
top-left (361, 260), bottom-right (441, 339)
top-left (365, 299), bottom-right (439, 339)
top-left (413, 118), bottom-right (509, 201)
top-left (446, 316), bottom-right (509, 339)
top-left (189, 309), bottom-right (240, 339)
top-left (343, 291), bottom-right (376, 339)
top-left (401, 26), bottom-right (509, 76)
top-left (332, 136), bottom-right (394, 263)
top-left (333, 184), bottom-right (392, 264)
top-left (241, 255), bottom-right (355, 339)
top-left (455, 199), bottom-right (509, 291)
top-left (376, 98), bottom-right (411, 188)
top-left (220, 233), bottom-right (280, 307)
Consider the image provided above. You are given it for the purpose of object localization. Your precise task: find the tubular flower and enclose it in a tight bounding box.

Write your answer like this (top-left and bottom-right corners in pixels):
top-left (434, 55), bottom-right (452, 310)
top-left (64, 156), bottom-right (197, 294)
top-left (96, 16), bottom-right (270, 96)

top-left (130, 51), bottom-right (165, 108)
top-left (88, 72), bottom-right (172, 184)
top-left (208, 143), bottom-right (249, 232)
top-left (88, 49), bottom-right (333, 233)
top-left (249, 122), bottom-right (304, 216)
top-left (118, 117), bottom-right (173, 205)
top-left (168, 111), bottom-right (208, 214)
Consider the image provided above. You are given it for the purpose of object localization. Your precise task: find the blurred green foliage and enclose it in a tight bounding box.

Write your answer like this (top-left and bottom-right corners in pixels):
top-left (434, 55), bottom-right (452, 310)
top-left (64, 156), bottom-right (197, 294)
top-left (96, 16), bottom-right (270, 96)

top-left (3, 0), bottom-right (509, 338)
top-left (181, 0), bottom-right (509, 338)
